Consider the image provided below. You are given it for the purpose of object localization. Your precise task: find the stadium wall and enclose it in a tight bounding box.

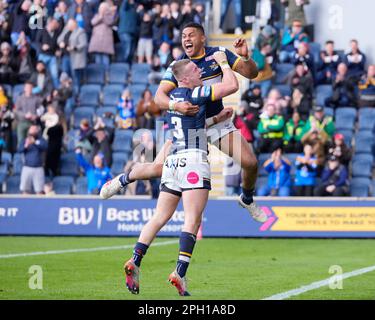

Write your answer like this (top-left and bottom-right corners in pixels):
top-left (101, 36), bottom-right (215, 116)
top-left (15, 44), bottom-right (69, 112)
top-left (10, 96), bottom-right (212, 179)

top-left (1, 196), bottom-right (375, 238)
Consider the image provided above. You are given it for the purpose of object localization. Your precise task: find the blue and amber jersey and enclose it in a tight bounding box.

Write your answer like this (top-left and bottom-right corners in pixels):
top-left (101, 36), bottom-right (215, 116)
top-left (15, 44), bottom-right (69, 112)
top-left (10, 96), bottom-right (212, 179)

top-left (161, 46), bottom-right (241, 118)
top-left (166, 85), bottom-right (214, 152)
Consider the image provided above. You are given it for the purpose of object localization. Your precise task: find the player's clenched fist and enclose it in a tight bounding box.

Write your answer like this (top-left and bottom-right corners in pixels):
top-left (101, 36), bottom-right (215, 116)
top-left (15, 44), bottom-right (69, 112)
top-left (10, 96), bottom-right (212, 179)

top-left (213, 51), bottom-right (228, 64)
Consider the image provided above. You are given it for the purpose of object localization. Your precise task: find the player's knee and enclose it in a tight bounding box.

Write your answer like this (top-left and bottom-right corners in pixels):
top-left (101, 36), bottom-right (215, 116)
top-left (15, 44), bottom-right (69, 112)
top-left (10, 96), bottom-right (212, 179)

top-left (241, 155), bottom-right (258, 171)
top-left (184, 215), bottom-right (202, 233)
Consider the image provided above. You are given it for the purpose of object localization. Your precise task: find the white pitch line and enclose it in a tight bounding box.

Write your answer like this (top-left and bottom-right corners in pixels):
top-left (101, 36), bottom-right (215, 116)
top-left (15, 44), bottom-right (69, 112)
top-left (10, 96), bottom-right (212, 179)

top-left (0, 239), bottom-right (178, 259)
top-left (263, 264), bottom-right (375, 300)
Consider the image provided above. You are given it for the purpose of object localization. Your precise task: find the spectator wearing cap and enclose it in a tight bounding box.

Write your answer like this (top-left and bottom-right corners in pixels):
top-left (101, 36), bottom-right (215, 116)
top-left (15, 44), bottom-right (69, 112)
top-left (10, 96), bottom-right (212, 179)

top-left (257, 103), bottom-right (285, 153)
top-left (301, 105), bottom-right (335, 141)
top-left (313, 155), bottom-right (349, 197)
top-left (279, 19), bottom-right (309, 63)
top-left (344, 39), bottom-right (366, 79)
top-left (88, 1), bottom-right (116, 67)
top-left (357, 64), bottom-right (375, 108)
top-left (257, 146), bottom-right (292, 197)
top-left (326, 133), bottom-right (351, 168)
top-left (283, 111), bottom-right (305, 153)
top-left (18, 125), bottom-right (48, 195)
top-left (75, 148), bottom-right (112, 194)
top-left (325, 62), bottom-right (357, 109)
top-left (255, 25), bottom-right (279, 60)
top-left (316, 40), bottom-right (342, 85)
top-left (294, 143), bottom-right (317, 196)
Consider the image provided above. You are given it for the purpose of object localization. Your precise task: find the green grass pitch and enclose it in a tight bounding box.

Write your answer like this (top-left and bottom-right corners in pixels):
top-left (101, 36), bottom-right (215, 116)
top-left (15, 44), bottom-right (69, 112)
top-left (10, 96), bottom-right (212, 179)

top-left (0, 236), bottom-right (375, 300)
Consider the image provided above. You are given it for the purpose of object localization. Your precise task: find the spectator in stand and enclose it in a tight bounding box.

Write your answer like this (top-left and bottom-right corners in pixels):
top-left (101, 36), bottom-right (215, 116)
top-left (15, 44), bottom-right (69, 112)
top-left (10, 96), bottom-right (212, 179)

top-left (294, 143), bottom-right (317, 196)
top-left (136, 88), bottom-right (161, 130)
top-left (43, 181), bottom-right (56, 196)
top-left (240, 84), bottom-right (263, 118)
top-left (313, 155), bottom-right (349, 197)
top-left (279, 19), bottom-right (309, 63)
top-left (172, 46), bottom-right (183, 60)
top-left (281, 0), bottom-right (310, 27)
top-left (326, 133), bottom-right (351, 168)
top-left (37, 17), bottom-right (60, 88)
top-left (75, 148), bottom-right (112, 194)
top-left (116, 89), bottom-right (136, 130)
top-left (154, 4), bottom-right (175, 48)
top-left (301, 129), bottom-right (328, 174)
top-left (255, 25), bottom-right (279, 60)
top-left (76, 118), bottom-right (93, 155)
top-left (316, 40), bottom-right (342, 85)
top-left (257, 103), bottom-right (285, 153)
top-left (137, 10), bottom-right (154, 64)
top-left (0, 41), bottom-right (18, 84)
top-left (291, 42), bottom-right (314, 76)
top-left (265, 88), bottom-right (290, 118)
top-left (177, 0), bottom-right (201, 27)
top-left (194, 1), bottom-right (205, 25)
top-left (15, 81), bottom-right (43, 145)
top-left (218, 0), bottom-right (243, 35)
top-left (0, 85), bottom-right (14, 154)
top-left (90, 117), bottom-right (113, 167)
top-left (42, 106), bottom-right (64, 177)
top-left (118, 0), bottom-right (140, 64)
top-left (10, 0), bottom-right (31, 46)
top-left (251, 43), bottom-right (273, 97)
top-left (257, 146), bottom-right (292, 197)
top-left (40, 104), bottom-right (59, 140)
top-left (357, 64), bottom-right (375, 107)
top-left (325, 63), bottom-right (357, 109)
top-left (67, 0), bottom-right (93, 35)
top-left (148, 42), bottom-right (173, 84)
top-left (283, 111), bottom-right (305, 153)
top-left (88, 1), bottom-right (116, 67)
top-left (58, 19), bottom-right (88, 94)
top-left (301, 105), bottom-right (335, 141)
top-left (289, 84), bottom-right (312, 121)
top-left (29, 61), bottom-right (53, 100)
top-left (169, 0), bottom-right (181, 45)
top-left (50, 72), bottom-right (73, 119)
top-left (16, 32), bottom-right (37, 82)
top-left (344, 39), bottom-right (366, 79)
top-left (18, 125), bottom-right (47, 195)
top-left (54, 0), bottom-right (69, 28)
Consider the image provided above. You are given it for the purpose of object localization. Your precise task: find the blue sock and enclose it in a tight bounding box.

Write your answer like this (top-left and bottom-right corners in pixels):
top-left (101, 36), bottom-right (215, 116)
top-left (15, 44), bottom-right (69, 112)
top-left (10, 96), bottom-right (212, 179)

top-left (242, 188), bottom-right (255, 205)
top-left (119, 171), bottom-right (134, 187)
top-left (132, 242), bottom-right (149, 267)
top-left (176, 232), bottom-right (196, 278)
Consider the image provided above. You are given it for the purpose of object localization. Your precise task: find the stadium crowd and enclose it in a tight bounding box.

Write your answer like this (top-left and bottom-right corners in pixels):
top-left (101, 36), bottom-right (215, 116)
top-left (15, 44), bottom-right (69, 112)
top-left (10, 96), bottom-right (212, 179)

top-left (0, 0), bottom-right (374, 197)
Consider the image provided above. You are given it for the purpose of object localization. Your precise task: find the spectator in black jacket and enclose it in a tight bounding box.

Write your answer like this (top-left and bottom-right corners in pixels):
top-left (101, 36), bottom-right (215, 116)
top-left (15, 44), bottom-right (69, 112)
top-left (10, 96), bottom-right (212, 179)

top-left (316, 40), bottom-right (342, 85)
top-left (154, 4), bottom-right (175, 48)
top-left (90, 117), bottom-right (113, 167)
top-left (137, 11), bottom-right (154, 64)
top-left (0, 41), bottom-right (18, 84)
top-left (37, 18), bottom-right (61, 88)
top-left (326, 133), bottom-right (351, 167)
top-left (10, 0), bottom-right (31, 46)
top-left (29, 61), bottom-right (53, 100)
top-left (291, 42), bottom-right (315, 76)
top-left (313, 155), bottom-right (349, 197)
top-left (240, 84), bottom-right (263, 118)
top-left (325, 63), bottom-right (357, 109)
top-left (344, 39), bottom-right (366, 80)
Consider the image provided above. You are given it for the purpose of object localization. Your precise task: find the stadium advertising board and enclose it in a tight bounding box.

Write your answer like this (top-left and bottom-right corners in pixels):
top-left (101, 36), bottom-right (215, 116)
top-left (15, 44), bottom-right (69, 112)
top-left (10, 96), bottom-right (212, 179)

top-left (0, 197), bottom-right (375, 238)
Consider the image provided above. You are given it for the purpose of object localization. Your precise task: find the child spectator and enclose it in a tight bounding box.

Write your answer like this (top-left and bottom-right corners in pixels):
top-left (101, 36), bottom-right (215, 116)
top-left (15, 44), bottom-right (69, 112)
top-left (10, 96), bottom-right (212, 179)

top-left (116, 89), bottom-right (136, 130)
top-left (313, 155), bottom-right (349, 197)
top-left (40, 104), bottom-right (59, 140)
top-left (294, 143), bottom-right (317, 196)
top-left (257, 146), bottom-right (292, 197)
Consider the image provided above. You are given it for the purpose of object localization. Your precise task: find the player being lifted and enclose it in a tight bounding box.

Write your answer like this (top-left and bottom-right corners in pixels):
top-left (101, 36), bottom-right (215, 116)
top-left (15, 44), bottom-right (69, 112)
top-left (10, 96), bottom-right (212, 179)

top-left (123, 51), bottom-right (238, 296)
top-left (101, 22), bottom-right (267, 223)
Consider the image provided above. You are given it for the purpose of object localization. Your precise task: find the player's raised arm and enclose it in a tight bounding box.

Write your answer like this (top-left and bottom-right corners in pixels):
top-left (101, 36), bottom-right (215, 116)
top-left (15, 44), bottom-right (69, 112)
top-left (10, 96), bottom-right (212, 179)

top-left (210, 51), bottom-right (239, 100)
top-left (232, 38), bottom-right (259, 79)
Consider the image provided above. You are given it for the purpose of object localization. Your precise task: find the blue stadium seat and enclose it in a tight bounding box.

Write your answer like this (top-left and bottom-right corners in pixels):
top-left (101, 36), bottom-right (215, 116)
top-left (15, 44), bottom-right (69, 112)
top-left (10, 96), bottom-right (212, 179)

top-left (128, 84), bottom-right (147, 105)
top-left (53, 176), bottom-right (74, 194)
top-left (0, 163), bottom-right (7, 185)
top-left (12, 153), bottom-right (23, 175)
top-left (324, 107), bottom-right (334, 117)
top-left (96, 106), bottom-right (117, 128)
top-left (272, 84), bottom-right (292, 97)
top-left (352, 159), bottom-right (372, 178)
top-left (274, 63), bottom-right (294, 84)
top-left (350, 178), bottom-right (371, 197)
top-left (72, 107), bottom-right (95, 129)
top-left (5, 175), bottom-right (21, 194)
top-left (131, 63), bottom-right (151, 85)
top-left (113, 130), bottom-right (133, 153)
top-left (255, 176), bottom-right (268, 191)
top-left (308, 42), bottom-right (321, 64)
top-left (352, 153), bottom-right (373, 165)
top-left (335, 107), bottom-right (357, 130)
top-left (1, 151), bottom-right (12, 165)
top-left (65, 129), bottom-right (80, 152)
top-left (354, 131), bottom-right (374, 154)
top-left (358, 108), bottom-right (375, 131)
top-left (85, 63), bottom-right (106, 85)
top-left (114, 43), bottom-right (125, 62)
top-left (78, 87), bottom-right (100, 107)
top-left (75, 176), bottom-right (88, 195)
top-left (3, 84), bottom-right (12, 98)
top-left (315, 85), bottom-right (332, 106)
top-left (102, 84), bottom-right (124, 107)
top-left (12, 84), bottom-right (24, 100)
top-left (108, 63), bottom-right (130, 84)
top-left (60, 152), bottom-right (80, 177)
top-left (111, 151), bottom-right (131, 175)
top-left (148, 84), bottom-right (159, 96)
top-left (372, 180), bottom-right (375, 196)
